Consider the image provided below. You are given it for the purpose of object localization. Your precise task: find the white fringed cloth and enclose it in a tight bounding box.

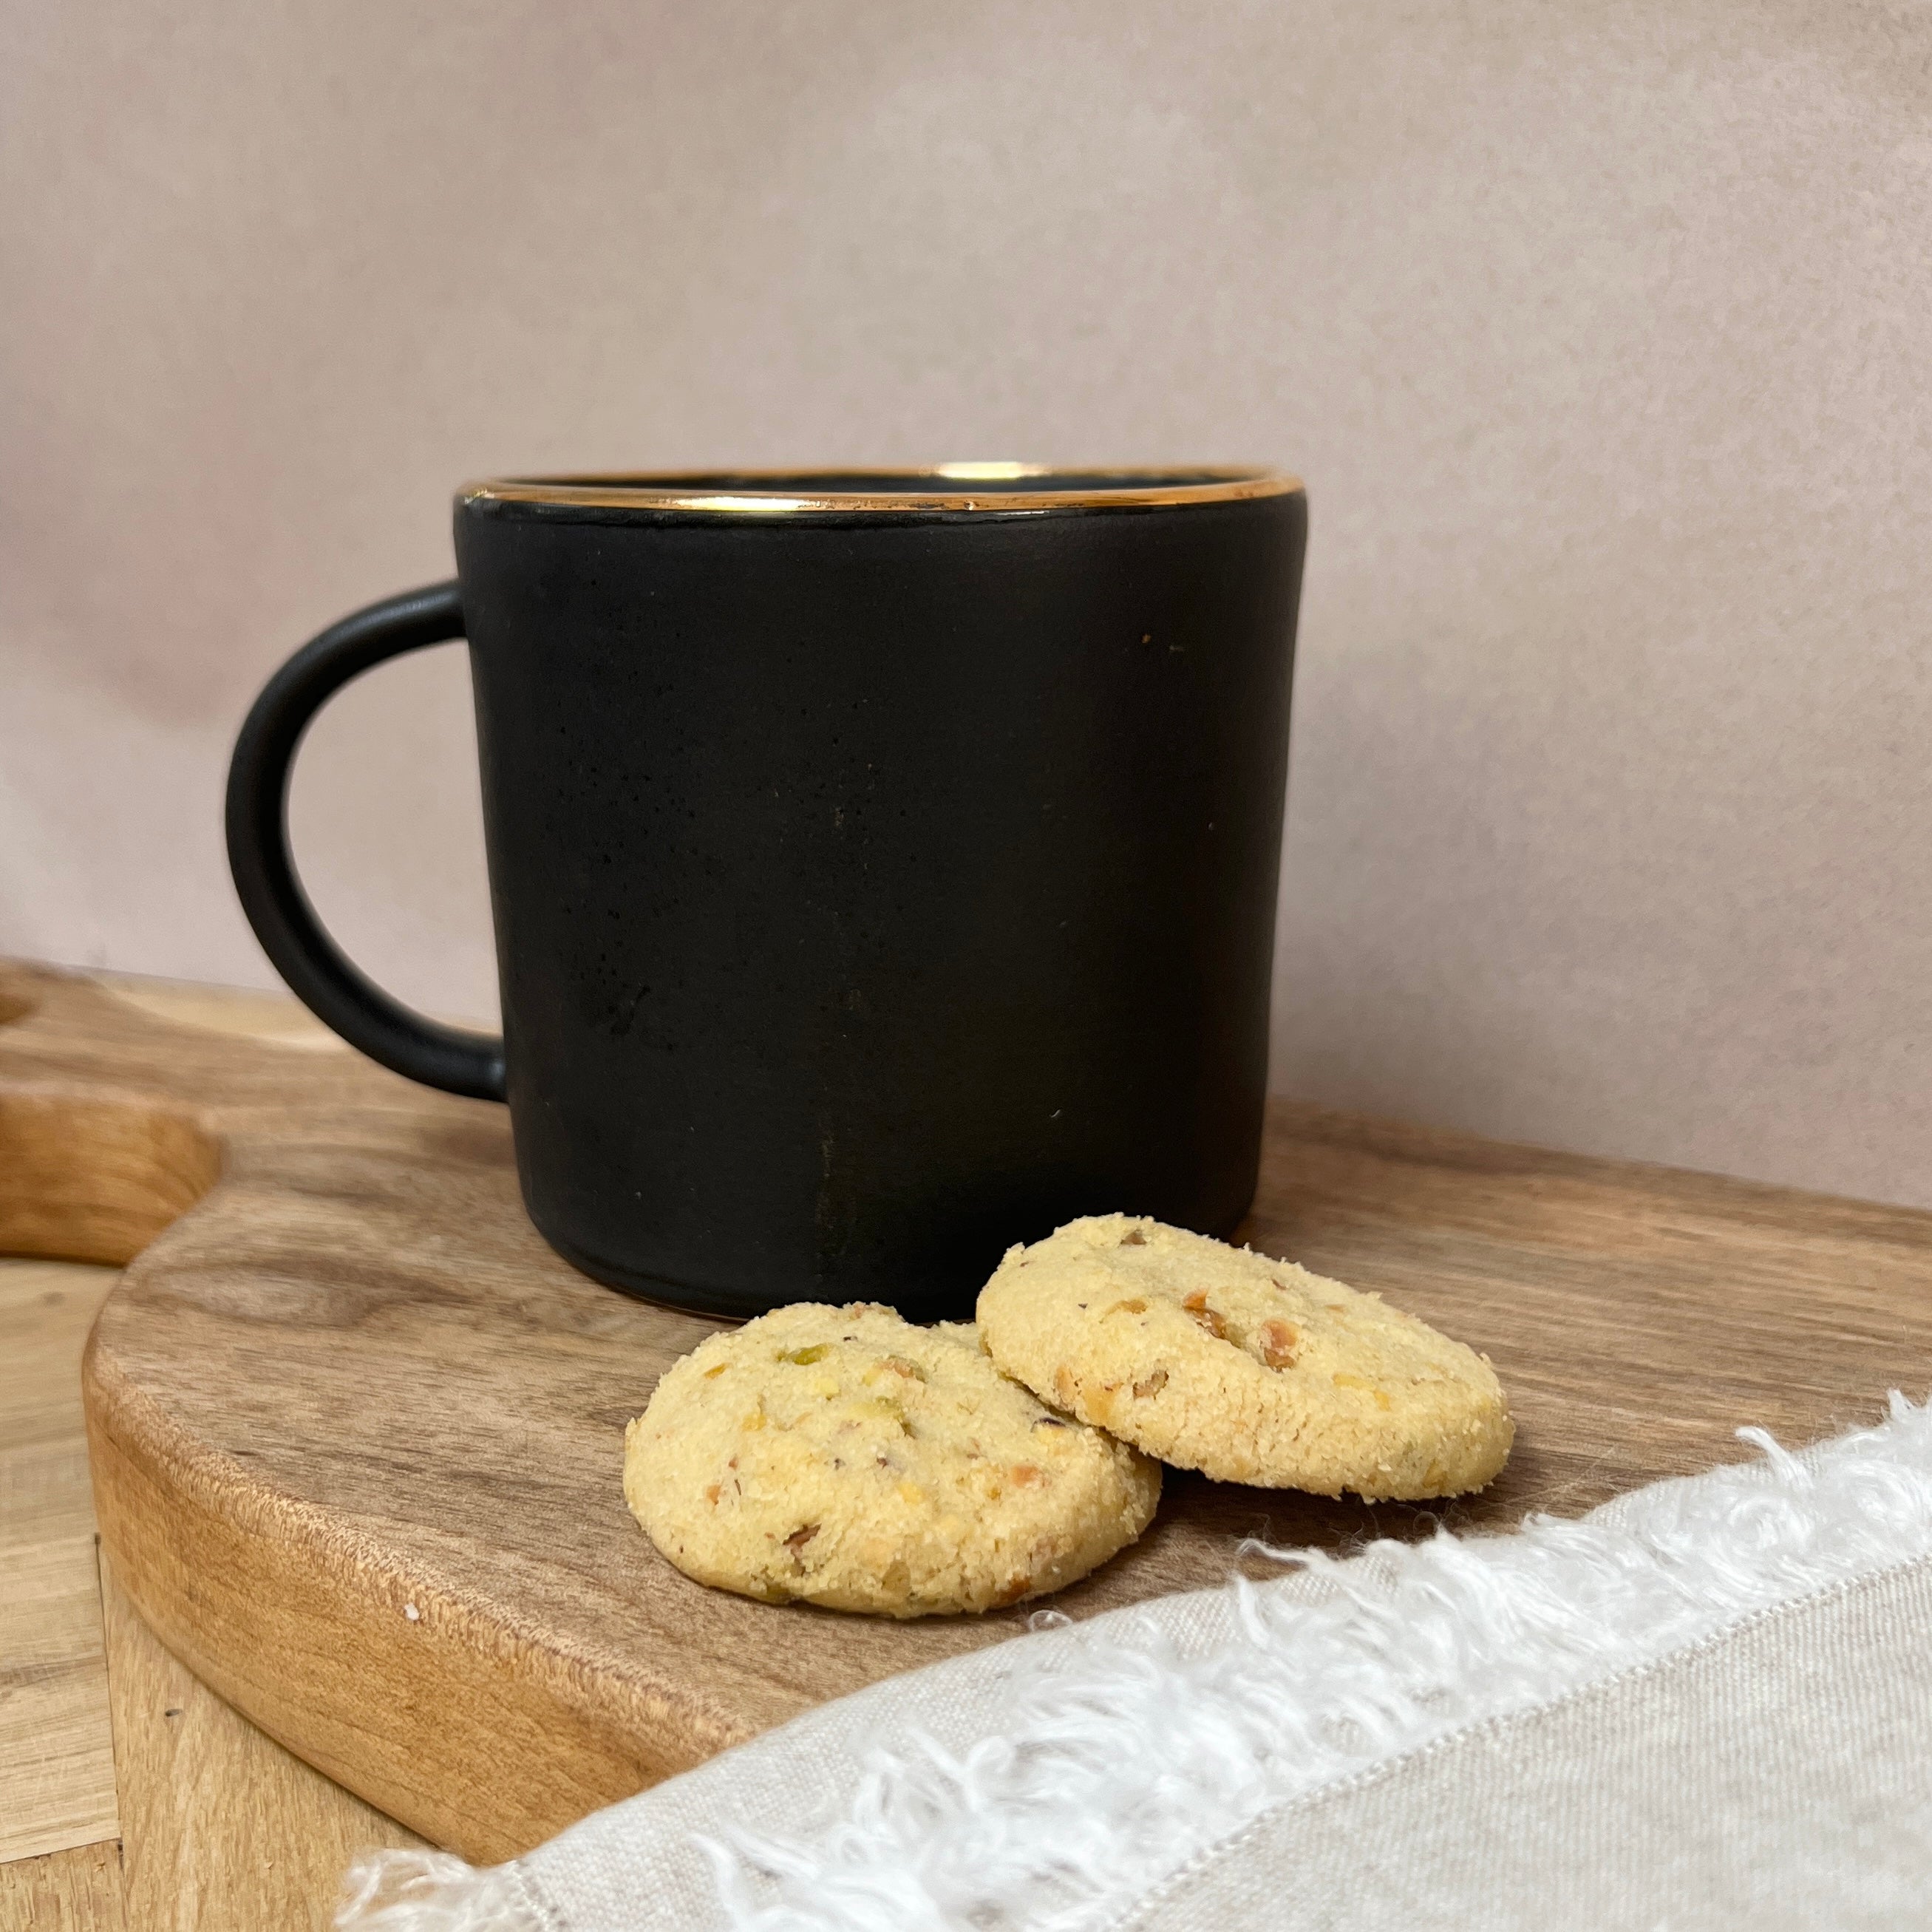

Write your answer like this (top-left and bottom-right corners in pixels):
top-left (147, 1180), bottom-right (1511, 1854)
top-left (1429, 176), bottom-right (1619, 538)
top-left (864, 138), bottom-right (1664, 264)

top-left (340, 1396), bottom-right (1932, 1931)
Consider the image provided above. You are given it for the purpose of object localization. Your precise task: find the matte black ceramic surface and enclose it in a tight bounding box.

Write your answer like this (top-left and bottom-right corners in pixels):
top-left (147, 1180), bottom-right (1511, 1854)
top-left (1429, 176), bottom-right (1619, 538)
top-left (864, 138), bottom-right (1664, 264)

top-left (228, 469), bottom-right (1306, 1319)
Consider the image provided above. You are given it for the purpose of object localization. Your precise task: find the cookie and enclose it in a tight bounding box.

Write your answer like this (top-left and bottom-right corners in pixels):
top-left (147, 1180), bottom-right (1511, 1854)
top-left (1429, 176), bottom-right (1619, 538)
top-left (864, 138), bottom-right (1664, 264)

top-left (624, 1302), bottom-right (1160, 1616)
top-left (976, 1216), bottom-right (1512, 1498)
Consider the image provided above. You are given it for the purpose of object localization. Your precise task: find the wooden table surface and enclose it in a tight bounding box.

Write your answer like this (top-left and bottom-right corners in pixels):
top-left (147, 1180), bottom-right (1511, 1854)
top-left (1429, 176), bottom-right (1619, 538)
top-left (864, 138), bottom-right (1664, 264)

top-left (0, 978), bottom-right (419, 1932)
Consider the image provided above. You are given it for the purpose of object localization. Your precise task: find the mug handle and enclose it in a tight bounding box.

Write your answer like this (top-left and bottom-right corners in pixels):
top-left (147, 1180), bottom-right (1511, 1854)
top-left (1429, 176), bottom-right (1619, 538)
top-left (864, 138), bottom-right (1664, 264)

top-left (225, 581), bottom-right (507, 1102)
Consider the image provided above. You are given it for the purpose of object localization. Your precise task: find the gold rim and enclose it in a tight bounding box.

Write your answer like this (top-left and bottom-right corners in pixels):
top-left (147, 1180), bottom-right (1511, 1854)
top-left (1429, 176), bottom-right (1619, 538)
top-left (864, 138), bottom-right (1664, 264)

top-left (458, 464), bottom-right (1302, 515)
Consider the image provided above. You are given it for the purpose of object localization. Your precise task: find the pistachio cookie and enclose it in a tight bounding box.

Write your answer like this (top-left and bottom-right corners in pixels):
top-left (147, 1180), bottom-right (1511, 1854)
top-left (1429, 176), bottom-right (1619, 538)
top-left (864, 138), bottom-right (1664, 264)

top-left (624, 1302), bottom-right (1160, 1616)
top-left (976, 1216), bottom-right (1512, 1498)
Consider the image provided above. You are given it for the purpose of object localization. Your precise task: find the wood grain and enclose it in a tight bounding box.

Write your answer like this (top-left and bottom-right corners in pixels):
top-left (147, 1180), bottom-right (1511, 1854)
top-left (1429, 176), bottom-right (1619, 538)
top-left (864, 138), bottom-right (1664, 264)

top-left (0, 1220), bottom-right (416, 1931)
top-left (3, 959), bottom-right (1931, 1861)
top-left (0, 1538), bottom-right (118, 1863)
top-left (0, 1261), bottom-right (117, 1554)
top-left (0, 1260), bottom-right (120, 1864)
top-left (0, 1840), bottom-right (125, 1932)
top-left (100, 1554), bottom-right (423, 1932)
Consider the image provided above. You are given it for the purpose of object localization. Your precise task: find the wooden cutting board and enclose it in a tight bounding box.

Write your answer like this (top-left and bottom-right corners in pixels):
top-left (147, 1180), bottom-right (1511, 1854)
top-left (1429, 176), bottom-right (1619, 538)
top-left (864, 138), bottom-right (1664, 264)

top-left (6, 959), bottom-right (1930, 1863)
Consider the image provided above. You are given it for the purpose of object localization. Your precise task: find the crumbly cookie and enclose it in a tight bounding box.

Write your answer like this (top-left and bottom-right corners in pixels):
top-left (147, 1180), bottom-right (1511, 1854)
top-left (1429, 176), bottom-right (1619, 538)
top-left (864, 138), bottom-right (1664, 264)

top-left (624, 1302), bottom-right (1160, 1616)
top-left (976, 1216), bottom-right (1512, 1498)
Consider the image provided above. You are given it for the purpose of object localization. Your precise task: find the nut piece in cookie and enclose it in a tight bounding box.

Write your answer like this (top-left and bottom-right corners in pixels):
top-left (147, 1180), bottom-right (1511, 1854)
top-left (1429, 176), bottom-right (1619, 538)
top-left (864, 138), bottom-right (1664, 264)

top-left (623, 1302), bottom-right (1160, 1616)
top-left (976, 1216), bottom-right (1513, 1499)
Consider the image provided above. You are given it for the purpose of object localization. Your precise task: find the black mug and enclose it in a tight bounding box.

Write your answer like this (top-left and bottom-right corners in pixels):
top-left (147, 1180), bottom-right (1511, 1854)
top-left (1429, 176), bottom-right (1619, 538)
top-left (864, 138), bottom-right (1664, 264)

top-left (227, 468), bottom-right (1306, 1319)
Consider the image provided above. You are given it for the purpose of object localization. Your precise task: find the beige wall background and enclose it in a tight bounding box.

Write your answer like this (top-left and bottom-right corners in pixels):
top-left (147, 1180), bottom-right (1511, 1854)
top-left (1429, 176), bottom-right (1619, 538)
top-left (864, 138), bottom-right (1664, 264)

top-left (4, 1), bottom-right (1929, 1205)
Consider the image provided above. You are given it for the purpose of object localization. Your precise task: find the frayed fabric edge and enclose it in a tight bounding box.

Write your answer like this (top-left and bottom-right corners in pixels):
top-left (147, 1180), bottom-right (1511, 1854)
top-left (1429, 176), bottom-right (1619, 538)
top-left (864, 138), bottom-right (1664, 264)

top-left (335, 1849), bottom-right (548, 1932)
top-left (337, 1394), bottom-right (1932, 1932)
